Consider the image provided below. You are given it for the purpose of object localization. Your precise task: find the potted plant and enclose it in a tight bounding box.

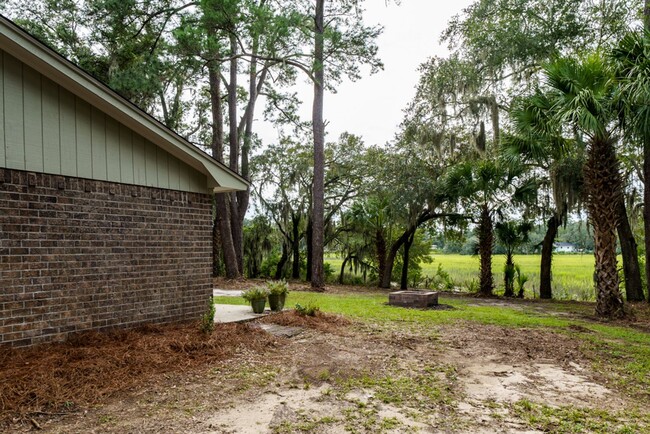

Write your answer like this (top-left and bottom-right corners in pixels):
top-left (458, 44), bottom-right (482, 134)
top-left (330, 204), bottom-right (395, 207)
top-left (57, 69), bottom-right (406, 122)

top-left (266, 280), bottom-right (289, 312)
top-left (242, 287), bottom-right (269, 314)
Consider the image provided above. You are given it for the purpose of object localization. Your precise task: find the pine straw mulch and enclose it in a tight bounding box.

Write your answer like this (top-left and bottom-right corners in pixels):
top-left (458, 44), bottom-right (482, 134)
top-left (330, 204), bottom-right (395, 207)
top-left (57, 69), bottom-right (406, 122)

top-left (259, 310), bottom-right (352, 333)
top-left (0, 322), bottom-right (278, 426)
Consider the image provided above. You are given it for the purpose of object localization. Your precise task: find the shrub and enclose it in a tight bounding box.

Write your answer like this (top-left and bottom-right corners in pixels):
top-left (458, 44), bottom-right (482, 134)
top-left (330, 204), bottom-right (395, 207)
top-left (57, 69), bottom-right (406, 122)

top-left (295, 302), bottom-right (320, 317)
top-left (242, 287), bottom-right (269, 302)
top-left (266, 280), bottom-right (289, 295)
top-left (200, 298), bottom-right (216, 334)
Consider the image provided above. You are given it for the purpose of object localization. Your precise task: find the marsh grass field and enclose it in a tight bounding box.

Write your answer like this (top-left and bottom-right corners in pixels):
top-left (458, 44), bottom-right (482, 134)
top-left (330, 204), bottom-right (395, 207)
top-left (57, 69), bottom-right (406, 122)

top-left (327, 253), bottom-right (603, 301)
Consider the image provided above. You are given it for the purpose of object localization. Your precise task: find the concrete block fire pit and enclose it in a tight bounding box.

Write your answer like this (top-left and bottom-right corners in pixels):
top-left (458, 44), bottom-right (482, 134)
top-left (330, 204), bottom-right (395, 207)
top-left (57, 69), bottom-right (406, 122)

top-left (389, 291), bottom-right (439, 308)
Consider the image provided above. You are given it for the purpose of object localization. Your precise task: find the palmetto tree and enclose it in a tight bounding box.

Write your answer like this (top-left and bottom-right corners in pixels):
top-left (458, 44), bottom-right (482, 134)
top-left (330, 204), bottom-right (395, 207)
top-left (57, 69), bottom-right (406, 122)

top-left (444, 158), bottom-right (535, 296)
top-left (613, 30), bottom-right (650, 303)
top-left (503, 92), bottom-right (585, 300)
top-left (540, 55), bottom-right (625, 318)
top-left (495, 221), bottom-right (533, 297)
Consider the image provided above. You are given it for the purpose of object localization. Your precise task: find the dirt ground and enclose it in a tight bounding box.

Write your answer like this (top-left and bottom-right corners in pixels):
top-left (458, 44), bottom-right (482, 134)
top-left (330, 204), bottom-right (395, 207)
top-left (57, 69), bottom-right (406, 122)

top-left (4, 284), bottom-right (649, 433)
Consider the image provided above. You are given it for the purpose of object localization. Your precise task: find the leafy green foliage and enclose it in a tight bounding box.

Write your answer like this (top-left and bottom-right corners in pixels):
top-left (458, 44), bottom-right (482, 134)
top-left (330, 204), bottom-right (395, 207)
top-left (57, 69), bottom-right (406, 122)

top-left (200, 297), bottom-right (216, 334)
top-left (242, 287), bottom-right (269, 302)
top-left (294, 302), bottom-right (320, 317)
top-left (266, 280), bottom-right (289, 296)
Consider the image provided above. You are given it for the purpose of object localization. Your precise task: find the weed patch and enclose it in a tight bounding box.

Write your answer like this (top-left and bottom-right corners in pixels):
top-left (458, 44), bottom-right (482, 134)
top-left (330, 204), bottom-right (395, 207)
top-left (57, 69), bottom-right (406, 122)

top-left (512, 399), bottom-right (650, 433)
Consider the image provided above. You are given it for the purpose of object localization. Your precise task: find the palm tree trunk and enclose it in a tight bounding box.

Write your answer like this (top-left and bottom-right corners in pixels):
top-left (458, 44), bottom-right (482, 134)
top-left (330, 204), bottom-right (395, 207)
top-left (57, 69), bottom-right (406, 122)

top-left (478, 204), bottom-right (494, 296)
top-left (643, 135), bottom-right (650, 303)
top-left (617, 198), bottom-right (645, 301)
top-left (540, 215), bottom-right (559, 299)
top-left (585, 137), bottom-right (625, 318)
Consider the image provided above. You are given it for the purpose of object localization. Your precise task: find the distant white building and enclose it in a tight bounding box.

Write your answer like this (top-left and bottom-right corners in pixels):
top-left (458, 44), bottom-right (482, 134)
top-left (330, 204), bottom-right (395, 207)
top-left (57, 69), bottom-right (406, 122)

top-left (554, 242), bottom-right (578, 253)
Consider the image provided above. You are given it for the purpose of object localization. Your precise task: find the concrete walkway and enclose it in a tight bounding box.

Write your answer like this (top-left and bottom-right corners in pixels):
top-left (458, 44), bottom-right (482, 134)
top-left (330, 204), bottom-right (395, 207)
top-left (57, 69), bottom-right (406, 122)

top-left (212, 288), bottom-right (264, 323)
top-left (214, 303), bottom-right (268, 323)
top-left (213, 288), bottom-right (243, 297)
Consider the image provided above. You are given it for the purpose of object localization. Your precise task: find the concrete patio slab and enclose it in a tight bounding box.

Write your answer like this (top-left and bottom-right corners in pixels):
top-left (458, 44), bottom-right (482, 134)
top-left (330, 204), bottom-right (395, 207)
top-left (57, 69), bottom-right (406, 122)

top-left (214, 304), bottom-right (267, 323)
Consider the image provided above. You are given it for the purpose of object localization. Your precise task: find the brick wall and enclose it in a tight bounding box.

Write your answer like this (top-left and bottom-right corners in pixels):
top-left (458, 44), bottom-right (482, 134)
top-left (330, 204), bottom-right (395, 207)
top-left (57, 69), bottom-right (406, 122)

top-left (0, 168), bottom-right (213, 347)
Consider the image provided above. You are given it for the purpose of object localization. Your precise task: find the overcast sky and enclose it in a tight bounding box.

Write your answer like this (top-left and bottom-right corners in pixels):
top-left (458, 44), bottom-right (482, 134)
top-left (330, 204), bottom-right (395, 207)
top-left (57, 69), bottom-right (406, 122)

top-left (257, 0), bottom-right (475, 148)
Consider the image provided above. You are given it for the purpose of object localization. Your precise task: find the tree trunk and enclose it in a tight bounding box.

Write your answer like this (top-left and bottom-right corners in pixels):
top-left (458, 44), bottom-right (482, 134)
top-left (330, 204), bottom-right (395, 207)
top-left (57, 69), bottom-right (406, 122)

top-left (310, 0), bottom-right (325, 289)
top-left (540, 214), bottom-right (559, 299)
top-left (339, 255), bottom-right (349, 284)
top-left (306, 218), bottom-right (313, 281)
top-left (585, 137), bottom-right (625, 318)
top-left (382, 245), bottom-right (401, 289)
top-left (209, 64), bottom-right (239, 279)
top-left (291, 214), bottom-right (301, 279)
top-left (274, 243), bottom-right (289, 280)
top-left (227, 35), bottom-right (243, 274)
top-left (617, 198), bottom-right (645, 301)
top-left (478, 204), bottom-right (494, 296)
top-left (643, 0), bottom-right (650, 304)
top-left (490, 95), bottom-right (500, 146)
top-left (644, 135), bottom-right (650, 304)
top-left (212, 211), bottom-right (222, 277)
top-left (376, 229), bottom-right (388, 288)
top-left (400, 231), bottom-right (415, 290)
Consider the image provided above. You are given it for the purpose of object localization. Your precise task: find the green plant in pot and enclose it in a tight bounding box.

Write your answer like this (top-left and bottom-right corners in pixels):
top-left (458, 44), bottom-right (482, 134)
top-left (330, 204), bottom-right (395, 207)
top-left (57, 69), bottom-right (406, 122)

top-left (242, 287), bottom-right (269, 314)
top-left (266, 280), bottom-right (289, 312)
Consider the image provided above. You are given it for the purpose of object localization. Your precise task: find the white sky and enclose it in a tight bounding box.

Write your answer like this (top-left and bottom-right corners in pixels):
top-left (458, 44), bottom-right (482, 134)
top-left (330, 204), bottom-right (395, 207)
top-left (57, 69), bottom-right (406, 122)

top-left (257, 0), bottom-right (475, 147)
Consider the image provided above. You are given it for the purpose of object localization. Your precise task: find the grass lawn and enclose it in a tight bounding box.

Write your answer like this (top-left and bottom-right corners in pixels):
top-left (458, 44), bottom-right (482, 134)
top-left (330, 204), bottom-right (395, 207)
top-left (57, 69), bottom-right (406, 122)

top-left (327, 253), bottom-right (600, 300)
top-left (214, 289), bottom-right (650, 421)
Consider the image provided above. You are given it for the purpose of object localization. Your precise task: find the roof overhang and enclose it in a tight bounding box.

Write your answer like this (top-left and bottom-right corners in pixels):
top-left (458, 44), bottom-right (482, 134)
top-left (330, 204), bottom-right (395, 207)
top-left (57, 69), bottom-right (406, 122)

top-left (0, 15), bottom-right (248, 194)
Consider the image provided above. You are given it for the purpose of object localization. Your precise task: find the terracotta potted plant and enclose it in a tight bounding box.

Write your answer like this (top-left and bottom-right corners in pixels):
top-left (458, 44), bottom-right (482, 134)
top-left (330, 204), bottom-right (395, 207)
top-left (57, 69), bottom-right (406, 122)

top-left (242, 287), bottom-right (269, 314)
top-left (266, 280), bottom-right (289, 312)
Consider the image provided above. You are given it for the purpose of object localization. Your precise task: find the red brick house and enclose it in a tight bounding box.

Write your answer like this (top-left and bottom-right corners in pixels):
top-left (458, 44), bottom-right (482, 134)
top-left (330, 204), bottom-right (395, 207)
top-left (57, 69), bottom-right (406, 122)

top-left (0, 16), bottom-right (248, 346)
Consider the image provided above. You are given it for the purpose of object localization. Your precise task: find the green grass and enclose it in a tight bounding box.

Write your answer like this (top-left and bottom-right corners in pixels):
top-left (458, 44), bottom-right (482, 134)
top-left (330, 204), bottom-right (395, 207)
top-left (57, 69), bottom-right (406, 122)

top-left (327, 253), bottom-right (599, 300)
top-left (512, 399), bottom-right (650, 433)
top-left (217, 293), bottom-right (575, 329)
top-left (215, 292), bottom-right (650, 402)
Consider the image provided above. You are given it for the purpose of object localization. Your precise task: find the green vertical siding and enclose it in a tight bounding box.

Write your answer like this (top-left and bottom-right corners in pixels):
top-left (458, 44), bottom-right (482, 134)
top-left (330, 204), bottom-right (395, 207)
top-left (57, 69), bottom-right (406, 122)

top-left (91, 107), bottom-right (106, 180)
top-left (144, 139), bottom-right (158, 187)
top-left (42, 77), bottom-right (60, 174)
top-left (59, 87), bottom-right (76, 176)
top-left (156, 146), bottom-right (168, 189)
top-left (75, 98), bottom-right (92, 178)
top-left (23, 65), bottom-right (42, 172)
top-left (132, 133), bottom-right (146, 185)
top-left (4, 53), bottom-right (24, 168)
top-left (119, 124), bottom-right (133, 184)
top-left (0, 49), bottom-right (208, 193)
top-left (105, 116), bottom-right (120, 180)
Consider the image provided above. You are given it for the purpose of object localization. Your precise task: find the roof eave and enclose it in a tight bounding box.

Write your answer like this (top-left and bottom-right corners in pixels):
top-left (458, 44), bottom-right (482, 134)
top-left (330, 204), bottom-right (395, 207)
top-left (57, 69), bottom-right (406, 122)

top-left (0, 15), bottom-right (249, 194)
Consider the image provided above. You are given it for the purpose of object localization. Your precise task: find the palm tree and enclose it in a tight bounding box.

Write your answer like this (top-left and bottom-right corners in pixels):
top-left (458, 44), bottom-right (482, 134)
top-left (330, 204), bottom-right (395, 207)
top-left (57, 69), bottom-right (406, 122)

top-left (613, 30), bottom-right (650, 302)
top-left (444, 158), bottom-right (535, 296)
top-left (540, 55), bottom-right (625, 318)
top-left (495, 221), bottom-right (533, 297)
top-left (503, 93), bottom-right (585, 300)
